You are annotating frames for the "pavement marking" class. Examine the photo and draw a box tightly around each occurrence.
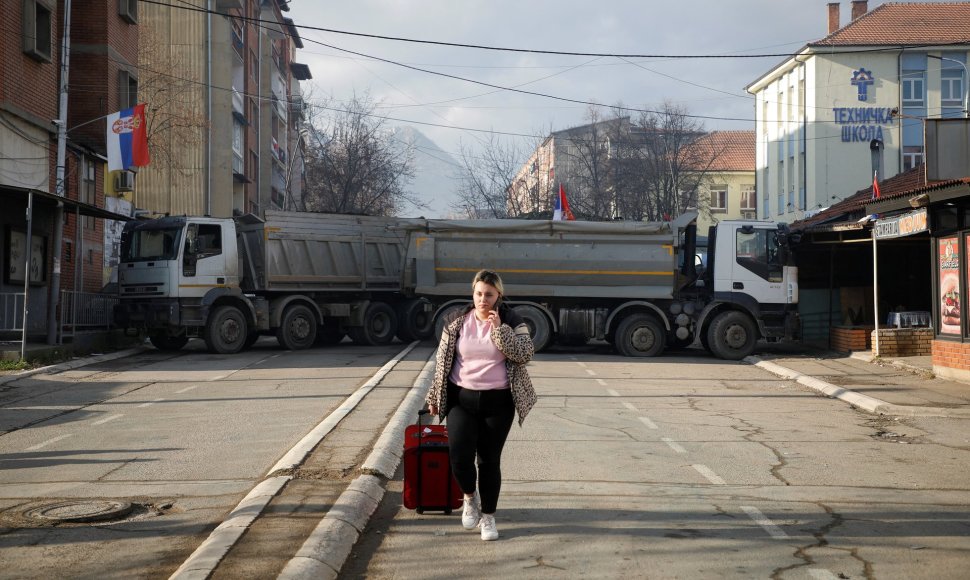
[606,388,620,397]
[741,505,790,540]
[692,464,726,485]
[622,401,638,411]
[25,434,73,451]
[208,375,227,382]
[575,361,587,367]
[662,437,686,453]
[808,570,840,580]
[92,414,125,426]
[585,368,596,376]
[137,398,165,408]
[639,416,659,429]
[596,379,608,386]
[174,385,197,394]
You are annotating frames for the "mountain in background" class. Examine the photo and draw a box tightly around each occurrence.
[392,126,463,218]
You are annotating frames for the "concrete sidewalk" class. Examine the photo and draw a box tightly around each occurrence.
[748,349,970,418]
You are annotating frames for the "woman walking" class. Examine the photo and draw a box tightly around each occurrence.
[427,270,536,541]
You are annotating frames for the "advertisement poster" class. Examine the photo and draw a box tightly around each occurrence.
[103,197,132,286]
[939,237,961,334]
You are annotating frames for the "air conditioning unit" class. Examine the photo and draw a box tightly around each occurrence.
[740,211,757,220]
[114,171,134,192]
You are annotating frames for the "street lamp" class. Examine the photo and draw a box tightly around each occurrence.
[927,54,969,118]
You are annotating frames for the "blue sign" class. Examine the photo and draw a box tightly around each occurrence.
[851,68,875,101]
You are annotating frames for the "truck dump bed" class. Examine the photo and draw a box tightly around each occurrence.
[399,214,694,300]
[238,211,407,293]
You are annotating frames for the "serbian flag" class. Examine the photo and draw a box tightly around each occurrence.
[553,183,575,221]
[871,170,881,200]
[107,103,149,172]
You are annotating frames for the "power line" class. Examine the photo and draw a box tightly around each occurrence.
[139,0,969,60]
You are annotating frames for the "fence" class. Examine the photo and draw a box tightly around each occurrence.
[60,290,117,338]
[1,293,25,332]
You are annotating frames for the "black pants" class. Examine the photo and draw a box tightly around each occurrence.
[446,382,515,514]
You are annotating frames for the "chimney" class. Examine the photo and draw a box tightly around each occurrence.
[851,0,868,21]
[828,3,840,34]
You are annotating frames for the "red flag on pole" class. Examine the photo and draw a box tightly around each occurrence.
[872,170,881,200]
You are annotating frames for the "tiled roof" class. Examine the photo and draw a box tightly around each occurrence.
[791,165,936,231]
[812,2,970,46]
[690,130,755,172]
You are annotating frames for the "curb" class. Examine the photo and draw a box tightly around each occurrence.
[278,356,436,580]
[0,346,147,386]
[747,356,970,419]
[848,351,936,378]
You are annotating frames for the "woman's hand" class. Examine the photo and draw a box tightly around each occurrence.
[428,404,439,416]
[487,309,502,327]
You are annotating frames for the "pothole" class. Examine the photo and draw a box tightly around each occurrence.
[24,500,133,523]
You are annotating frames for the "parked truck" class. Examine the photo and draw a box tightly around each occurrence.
[396,211,800,360]
[114,210,433,354]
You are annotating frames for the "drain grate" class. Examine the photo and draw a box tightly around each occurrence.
[24,500,133,523]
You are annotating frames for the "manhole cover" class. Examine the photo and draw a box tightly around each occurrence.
[24,500,133,523]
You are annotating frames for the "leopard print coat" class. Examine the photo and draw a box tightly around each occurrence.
[426,303,537,426]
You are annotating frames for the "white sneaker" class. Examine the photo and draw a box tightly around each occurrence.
[461,492,481,530]
[479,513,498,541]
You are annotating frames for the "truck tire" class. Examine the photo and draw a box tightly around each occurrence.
[315,319,345,345]
[433,304,467,343]
[276,304,317,350]
[707,311,758,360]
[349,302,398,346]
[615,313,666,357]
[204,305,248,354]
[396,299,434,342]
[514,305,551,352]
[149,331,189,351]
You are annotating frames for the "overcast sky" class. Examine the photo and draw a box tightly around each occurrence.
[284,0,932,157]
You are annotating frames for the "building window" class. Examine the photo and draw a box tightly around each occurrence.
[118,0,137,23]
[82,157,96,230]
[902,73,925,106]
[903,146,923,171]
[740,185,756,211]
[942,74,964,107]
[709,185,727,213]
[118,70,138,109]
[232,120,244,175]
[22,0,53,62]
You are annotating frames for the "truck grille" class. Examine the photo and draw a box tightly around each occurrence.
[121,284,165,296]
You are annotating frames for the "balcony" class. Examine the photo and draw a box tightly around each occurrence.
[271,138,287,165]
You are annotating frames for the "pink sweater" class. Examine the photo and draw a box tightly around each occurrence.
[448,312,509,390]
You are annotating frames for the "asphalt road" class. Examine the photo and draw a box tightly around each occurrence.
[343,346,970,580]
[1,341,968,579]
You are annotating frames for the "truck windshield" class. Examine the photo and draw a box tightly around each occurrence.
[121,227,183,262]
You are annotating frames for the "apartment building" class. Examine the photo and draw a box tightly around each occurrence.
[2,1,137,338]
[137,0,310,218]
[745,1,970,223]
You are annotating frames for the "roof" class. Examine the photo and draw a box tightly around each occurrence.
[812,2,970,46]
[791,165,933,231]
[690,131,755,172]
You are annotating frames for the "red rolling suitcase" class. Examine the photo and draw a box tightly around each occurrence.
[403,409,463,514]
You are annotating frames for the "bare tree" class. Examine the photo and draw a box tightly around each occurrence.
[616,101,713,221]
[302,93,416,216]
[137,28,208,173]
[557,106,623,220]
[452,134,525,219]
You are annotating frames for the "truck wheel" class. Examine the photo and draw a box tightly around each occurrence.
[615,314,666,357]
[315,319,345,345]
[396,299,434,342]
[204,305,248,354]
[433,304,467,343]
[276,304,317,350]
[349,302,398,346]
[707,311,758,360]
[514,305,551,352]
[149,331,189,351]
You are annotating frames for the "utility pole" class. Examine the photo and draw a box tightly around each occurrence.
[47,0,72,345]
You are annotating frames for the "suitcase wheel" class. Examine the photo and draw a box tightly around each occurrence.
[417,508,424,515]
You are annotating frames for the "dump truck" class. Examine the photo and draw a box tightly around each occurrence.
[114,210,433,353]
[397,211,800,360]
